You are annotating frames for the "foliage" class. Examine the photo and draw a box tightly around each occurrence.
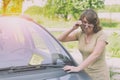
[24,6,43,15]
[107,32,120,58]
[43,0,104,20]
[109,68,120,80]
[2,0,24,15]
[2,0,11,14]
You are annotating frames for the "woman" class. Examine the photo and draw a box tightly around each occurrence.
[58,9,110,80]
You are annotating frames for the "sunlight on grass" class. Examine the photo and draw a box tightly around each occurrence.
[40,18,76,28]
[100,18,120,28]
[24,14,76,28]
[30,15,120,29]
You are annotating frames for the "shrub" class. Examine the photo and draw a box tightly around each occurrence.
[107,32,120,58]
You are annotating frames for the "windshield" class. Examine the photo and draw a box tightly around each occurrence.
[0,16,72,69]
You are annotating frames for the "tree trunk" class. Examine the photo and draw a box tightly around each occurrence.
[2,0,11,15]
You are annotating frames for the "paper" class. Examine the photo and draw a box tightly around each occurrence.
[29,53,44,65]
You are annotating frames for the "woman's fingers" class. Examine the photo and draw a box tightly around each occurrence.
[73,20,82,29]
[63,65,72,73]
[75,20,82,26]
[63,65,81,73]
[63,65,71,71]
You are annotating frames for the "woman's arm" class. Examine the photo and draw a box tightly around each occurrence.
[63,38,107,72]
[58,27,77,42]
[58,21,82,42]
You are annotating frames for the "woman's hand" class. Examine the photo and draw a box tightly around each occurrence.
[63,65,81,73]
[72,20,82,30]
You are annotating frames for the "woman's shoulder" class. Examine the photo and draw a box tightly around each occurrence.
[95,30,108,43]
[93,30,108,40]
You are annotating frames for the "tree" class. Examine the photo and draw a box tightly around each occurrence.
[44,0,104,20]
[2,0,11,14]
[2,0,24,15]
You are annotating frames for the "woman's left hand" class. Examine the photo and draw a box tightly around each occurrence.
[63,65,81,73]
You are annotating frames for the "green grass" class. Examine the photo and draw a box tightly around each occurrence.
[100,18,120,28]
[27,15,120,29]
[41,18,120,29]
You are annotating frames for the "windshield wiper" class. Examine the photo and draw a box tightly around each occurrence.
[41,64,64,68]
[0,65,43,72]
[0,64,64,73]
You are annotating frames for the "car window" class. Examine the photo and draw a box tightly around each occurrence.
[27,23,72,65]
[0,21,33,68]
[28,27,49,53]
[0,26,23,52]
[0,17,72,69]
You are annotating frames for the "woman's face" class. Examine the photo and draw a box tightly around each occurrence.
[81,17,94,34]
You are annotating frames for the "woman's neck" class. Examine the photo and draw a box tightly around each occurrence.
[84,33,94,44]
[85,32,94,37]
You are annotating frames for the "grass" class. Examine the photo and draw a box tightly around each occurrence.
[28,15,120,29]
[100,18,120,28]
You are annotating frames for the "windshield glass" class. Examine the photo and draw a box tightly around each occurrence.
[27,20,72,65]
[0,17,72,69]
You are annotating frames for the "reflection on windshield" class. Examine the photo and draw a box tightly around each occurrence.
[28,23,72,65]
[0,17,72,69]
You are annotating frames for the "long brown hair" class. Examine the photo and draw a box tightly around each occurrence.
[80,9,102,33]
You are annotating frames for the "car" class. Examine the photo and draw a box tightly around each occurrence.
[0,16,91,80]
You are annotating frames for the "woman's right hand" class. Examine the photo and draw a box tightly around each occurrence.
[72,20,82,30]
